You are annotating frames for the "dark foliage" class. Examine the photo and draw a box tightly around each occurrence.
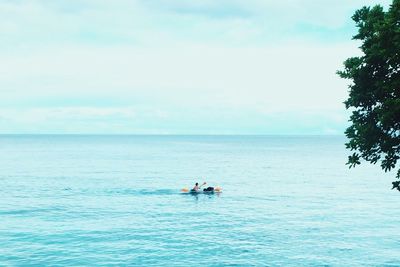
[337,0,400,190]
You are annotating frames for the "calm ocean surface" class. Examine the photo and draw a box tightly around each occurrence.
[0,135,399,266]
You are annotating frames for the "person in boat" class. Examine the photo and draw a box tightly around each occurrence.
[192,182,203,192]
[191,182,215,192]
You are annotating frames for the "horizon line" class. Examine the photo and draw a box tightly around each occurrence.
[0,133,345,137]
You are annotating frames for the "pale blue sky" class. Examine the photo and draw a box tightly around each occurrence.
[0,0,392,134]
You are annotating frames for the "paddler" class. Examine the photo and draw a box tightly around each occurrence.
[192,182,206,192]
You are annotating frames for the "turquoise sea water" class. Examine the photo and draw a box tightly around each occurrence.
[0,135,399,266]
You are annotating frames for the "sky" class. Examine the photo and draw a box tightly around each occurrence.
[0,0,393,134]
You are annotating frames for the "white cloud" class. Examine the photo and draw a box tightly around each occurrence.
[0,0,393,49]
[0,42,357,111]
[0,107,136,123]
[0,0,381,134]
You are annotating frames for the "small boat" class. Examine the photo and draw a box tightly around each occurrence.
[181,187,222,194]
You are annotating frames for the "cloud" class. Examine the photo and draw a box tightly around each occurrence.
[0,40,356,134]
[0,107,135,123]
[0,0,393,49]
[0,106,348,135]
[0,107,141,134]
[0,41,357,109]
[0,0,386,134]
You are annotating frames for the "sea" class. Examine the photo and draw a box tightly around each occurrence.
[0,135,399,266]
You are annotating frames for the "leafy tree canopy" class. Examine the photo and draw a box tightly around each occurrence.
[338,0,400,190]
